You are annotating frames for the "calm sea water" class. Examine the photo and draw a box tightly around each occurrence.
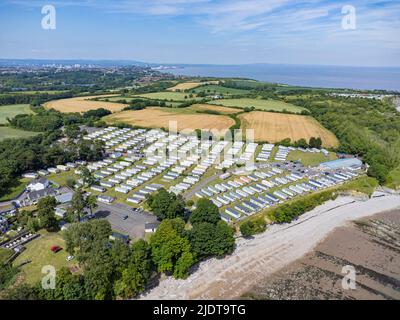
[166,64,400,91]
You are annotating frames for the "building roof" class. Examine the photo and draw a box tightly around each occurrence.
[145,222,160,230]
[55,192,74,204]
[320,158,363,170]
[27,188,56,201]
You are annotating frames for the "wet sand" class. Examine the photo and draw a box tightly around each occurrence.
[244,209,400,300]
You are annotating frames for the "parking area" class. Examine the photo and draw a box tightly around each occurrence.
[94,202,158,239]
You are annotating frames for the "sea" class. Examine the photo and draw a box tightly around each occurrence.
[164,64,400,92]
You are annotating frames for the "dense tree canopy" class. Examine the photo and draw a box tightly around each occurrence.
[190,199,221,225]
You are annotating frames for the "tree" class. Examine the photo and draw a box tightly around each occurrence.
[66,177,76,189]
[68,188,86,222]
[147,188,185,220]
[189,221,235,260]
[113,240,152,298]
[150,218,194,279]
[309,137,322,149]
[240,218,267,237]
[86,194,98,216]
[64,219,112,260]
[37,196,58,231]
[81,167,96,187]
[190,199,220,225]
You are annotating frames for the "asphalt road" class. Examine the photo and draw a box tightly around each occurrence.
[94,201,158,238]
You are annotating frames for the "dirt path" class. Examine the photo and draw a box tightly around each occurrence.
[140,193,400,299]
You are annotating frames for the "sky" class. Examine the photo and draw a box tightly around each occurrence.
[0,0,399,66]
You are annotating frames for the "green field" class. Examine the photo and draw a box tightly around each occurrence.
[0,127,40,141]
[209,98,306,113]
[133,91,203,102]
[189,85,249,95]
[13,230,75,285]
[47,171,77,187]
[0,178,29,202]
[287,151,337,166]
[0,104,33,124]
[97,96,181,107]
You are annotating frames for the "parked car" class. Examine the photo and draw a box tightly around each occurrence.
[51,245,62,253]
[123,215,129,220]
[66,255,74,261]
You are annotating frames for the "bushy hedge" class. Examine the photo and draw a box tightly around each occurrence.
[268,191,337,223]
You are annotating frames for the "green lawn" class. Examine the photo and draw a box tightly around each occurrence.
[0,127,40,141]
[190,85,249,95]
[0,178,29,202]
[339,176,379,197]
[13,230,76,285]
[47,171,77,187]
[133,91,203,102]
[208,98,306,113]
[287,151,337,167]
[0,104,33,124]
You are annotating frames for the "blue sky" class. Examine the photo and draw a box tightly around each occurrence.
[0,0,399,66]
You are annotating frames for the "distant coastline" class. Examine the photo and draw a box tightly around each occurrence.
[165,64,400,91]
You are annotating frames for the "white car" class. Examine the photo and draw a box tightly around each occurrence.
[66,255,74,261]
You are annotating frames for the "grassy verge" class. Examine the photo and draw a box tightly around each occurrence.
[13,230,76,285]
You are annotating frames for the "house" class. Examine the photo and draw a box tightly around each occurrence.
[55,206,67,218]
[27,178,50,192]
[145,222,160,233]
[27,188,56,203]
[97,195,115,204]
[22,172,39,179]
[55,192,74,204]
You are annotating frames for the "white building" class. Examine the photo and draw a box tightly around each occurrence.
[27,178,50,192]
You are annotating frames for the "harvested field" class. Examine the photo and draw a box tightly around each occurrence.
[44,95,127,113]
[104,107,234,135]
[167,81,219,91]
[209,98,306,113]
[189,104,240,115]
[239,111,339,147]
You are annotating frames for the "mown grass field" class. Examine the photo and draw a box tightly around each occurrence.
[104,107,234,135]
[44,95,126,113]
[132,91,203,102]
[209,98,306,113]
[287,150,337,166]
[0,104,33,124]
[239,111,339,147]
[0,127,40,141]
[190,85,249,95]
[13,230,76,285]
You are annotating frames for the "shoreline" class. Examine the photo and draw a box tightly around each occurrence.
[140,192,400,299]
